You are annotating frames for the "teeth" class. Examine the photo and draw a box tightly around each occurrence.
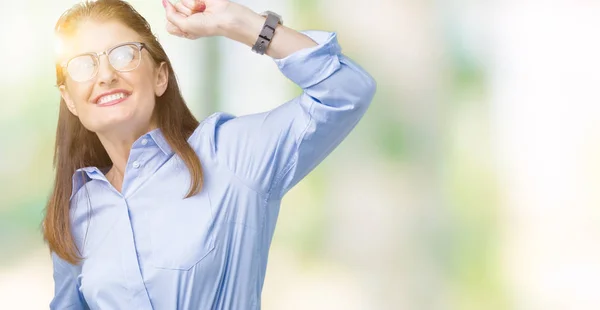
[98,92,127,105]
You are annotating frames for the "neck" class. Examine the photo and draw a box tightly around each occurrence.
[96,123,157,189]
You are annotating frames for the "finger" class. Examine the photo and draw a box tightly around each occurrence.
[162,0,189,30]
[180,0,206,12]
[174,1,193,16]
[166,21,188,38]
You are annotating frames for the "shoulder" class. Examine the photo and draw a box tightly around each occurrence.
[188,111,269,156]
[194,111,268,135]
[189,112,235,142]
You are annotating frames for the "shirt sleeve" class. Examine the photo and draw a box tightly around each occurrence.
[213,30,376,199]
[50,252,89,310]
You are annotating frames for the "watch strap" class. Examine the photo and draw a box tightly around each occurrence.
[251,12,281,55]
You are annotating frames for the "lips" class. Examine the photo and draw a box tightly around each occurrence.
[93,89,131,106]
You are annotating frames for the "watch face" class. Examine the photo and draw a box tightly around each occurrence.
[260,10,283,25]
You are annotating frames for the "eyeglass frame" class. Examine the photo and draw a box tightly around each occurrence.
[60,42,147,83]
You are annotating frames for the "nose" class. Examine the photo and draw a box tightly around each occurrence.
[96,54,118,86]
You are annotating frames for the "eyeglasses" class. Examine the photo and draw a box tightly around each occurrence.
[61,42,146,83]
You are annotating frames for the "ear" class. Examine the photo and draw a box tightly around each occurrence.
[59,85,78,116]
[154,62,169,97]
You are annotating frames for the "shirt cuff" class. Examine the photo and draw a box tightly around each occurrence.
[273,31,342,89]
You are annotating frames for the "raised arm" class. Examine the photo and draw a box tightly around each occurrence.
[163,1,376,198]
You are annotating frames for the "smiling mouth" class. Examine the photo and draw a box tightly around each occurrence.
[97,92,130,106]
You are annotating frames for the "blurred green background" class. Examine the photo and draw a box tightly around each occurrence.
[1,1,600,309]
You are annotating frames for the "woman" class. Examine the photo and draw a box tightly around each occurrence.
[43,0,375,308]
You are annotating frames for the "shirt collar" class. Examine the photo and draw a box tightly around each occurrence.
[69,128,173,201]
[70,167,105,201]
[147,128,173,156]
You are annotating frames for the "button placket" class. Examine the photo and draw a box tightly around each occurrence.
[122,147,147,196]
[130,136,151,170]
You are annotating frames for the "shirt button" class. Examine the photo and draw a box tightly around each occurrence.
[141,138,148,146]
[132,161,141,169]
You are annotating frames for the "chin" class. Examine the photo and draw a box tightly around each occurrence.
[80,101,154,134]
[84,114,139,134]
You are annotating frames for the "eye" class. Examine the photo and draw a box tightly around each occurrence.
[109,44,139,70]
[67,55,97,82]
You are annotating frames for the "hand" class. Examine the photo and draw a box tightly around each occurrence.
[162,0,317,59]
[161,0,233,39]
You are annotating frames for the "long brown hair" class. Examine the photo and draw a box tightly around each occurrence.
[43,0,204,264]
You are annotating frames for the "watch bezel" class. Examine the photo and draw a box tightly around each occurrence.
[260,10,283,25]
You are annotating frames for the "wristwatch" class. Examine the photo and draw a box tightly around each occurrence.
[251,11,283,55]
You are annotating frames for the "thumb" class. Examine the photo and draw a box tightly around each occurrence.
[180,0,206,13]
[162,0,189,31]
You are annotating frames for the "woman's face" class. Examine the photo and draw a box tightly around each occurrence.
[58,20,168,134]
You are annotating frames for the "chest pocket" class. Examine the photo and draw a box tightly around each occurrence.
[148,188,216,271]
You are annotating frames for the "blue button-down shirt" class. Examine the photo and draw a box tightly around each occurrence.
[50,31,376,310]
